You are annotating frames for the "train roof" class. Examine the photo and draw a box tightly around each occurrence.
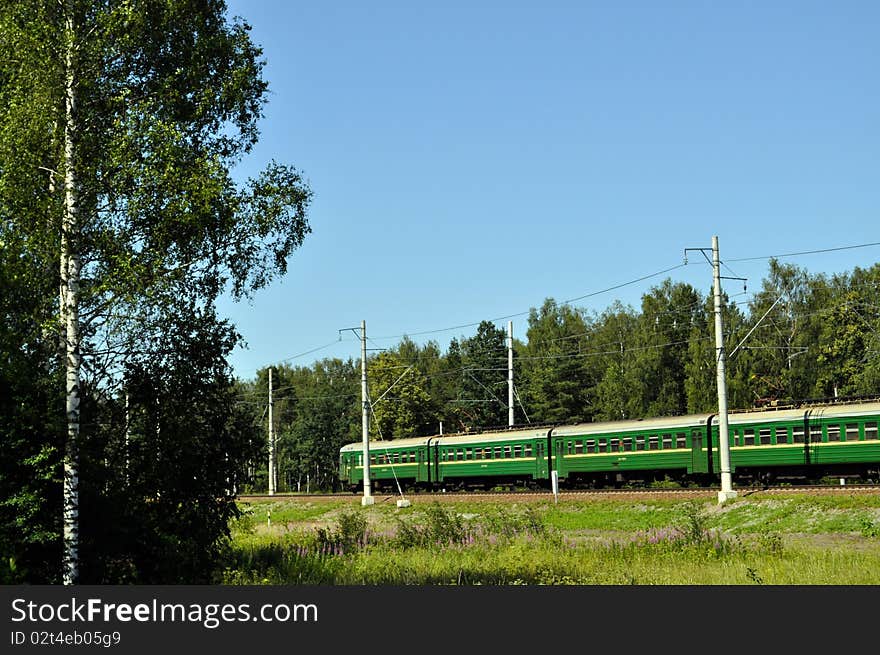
[339,435,434,453]
[724,401,880,425]
[554,413,708,437]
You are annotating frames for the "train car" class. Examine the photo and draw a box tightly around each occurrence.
[339,436,434,490]
[724,401,880,482]
[338,399,880,491]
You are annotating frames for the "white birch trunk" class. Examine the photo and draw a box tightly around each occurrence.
[62,2,80,586]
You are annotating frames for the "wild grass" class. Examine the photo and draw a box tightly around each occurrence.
[221,495,880,585]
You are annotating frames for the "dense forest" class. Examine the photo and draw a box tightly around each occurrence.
[236,260,880,494]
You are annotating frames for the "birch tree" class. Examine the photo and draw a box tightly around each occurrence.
[0,0,311,583]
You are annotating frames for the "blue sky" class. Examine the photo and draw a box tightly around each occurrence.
[218,0,879,380]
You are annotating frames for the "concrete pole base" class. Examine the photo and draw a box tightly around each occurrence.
[717,489,738,504]
[396,499,411,508]
[361,495,375,506]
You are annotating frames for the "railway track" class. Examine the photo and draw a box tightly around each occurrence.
[237,483,880,503]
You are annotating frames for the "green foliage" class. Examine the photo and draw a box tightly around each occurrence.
[393,503,471,549]
[0,0,311,582]
[316,509,369,552]
[859,517,879,538]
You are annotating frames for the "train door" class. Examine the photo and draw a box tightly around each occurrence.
[690,429,706,474]
[535,441,548,480]
[807,416,822,466]
[417,449,427,484]
[555,440,566,480]
[347,454,356,484]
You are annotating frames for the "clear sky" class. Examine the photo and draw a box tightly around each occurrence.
[218,0,879,381]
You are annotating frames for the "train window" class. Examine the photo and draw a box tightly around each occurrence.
[810,425,823,443]
[575,442,583,454]
[827,425,841,442]
[504,446,512,459]
[586,440,596,453]
[610,438,620,452]
[567,441,574,455]
[636,437,645,451]
[464,448,472,460]
[775,428,788,445]
[743,429,755,446]
[866,422,878,440]
[676,433,687,449]
[844,424,859,442]
[622,438,633,452]
[525,444,533,457]
[475,449,483,460]
[793,426,805,443]
[759,429,771,445]
[662,434,672,449]
[454,449,461,460]
[494,447,503,459]
[649,436,659,451]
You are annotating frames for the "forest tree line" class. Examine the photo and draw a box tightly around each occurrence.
[238,260,880,494]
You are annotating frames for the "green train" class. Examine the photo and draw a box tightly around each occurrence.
[339,400,880,490]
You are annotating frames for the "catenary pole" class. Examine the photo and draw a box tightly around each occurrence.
[712,236,737,503]
[361,320,374,506]
[268,367,275,495]
[508,321,514,427]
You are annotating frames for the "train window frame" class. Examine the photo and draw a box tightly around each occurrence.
[636,436,645,451]
[793,426,805,443]
[742,429,755,446]
[574,441,583,454]
[826,425,841,442]
[866,422,878,440]
[759,428,771,445]
[775,428,788,445]
[844,424,859,442]
[475,448,483,460]
[494,446,503,459]
[810,425,823,443]
[504,446,512,459]
[513,445,522,458]
[586,440,596,454]
[598,439,608,453]
[676,433,687,449]
[648,436,659,451]
[610,438,620,452]
[525,444,533,457]
[466,448,473,460]
[622,438,633,452]
[661,434,672,450]
[567,441,574,455]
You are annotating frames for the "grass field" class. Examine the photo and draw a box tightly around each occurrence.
[220,492,880,585]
